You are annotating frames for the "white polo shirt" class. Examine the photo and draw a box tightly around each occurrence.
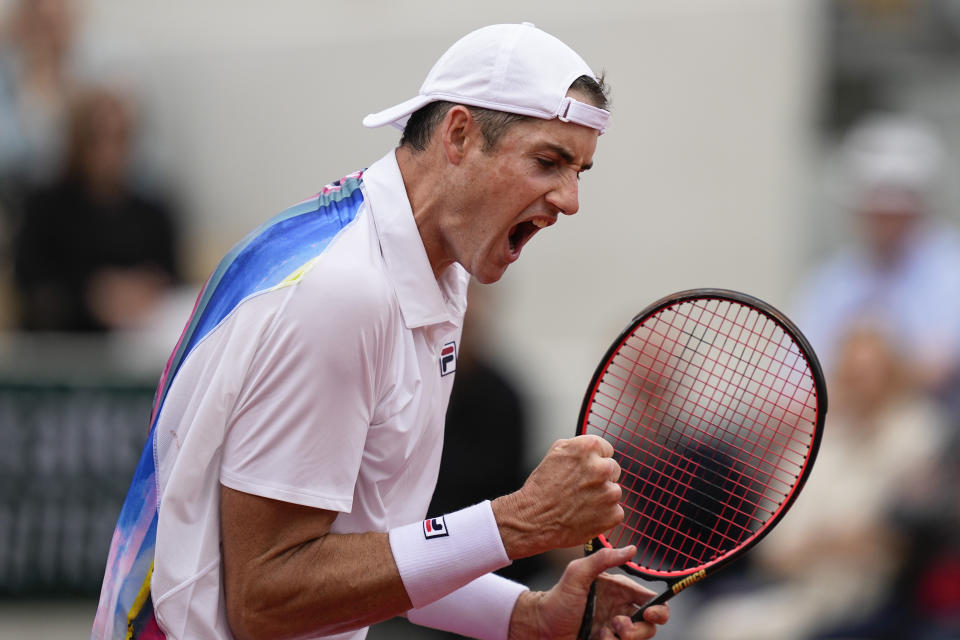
[149,150,470,639]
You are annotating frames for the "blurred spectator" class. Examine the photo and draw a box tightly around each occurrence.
[0,0,77,188]
[683,323,950,640]
[886,408,960,639]
[792,112,960,398]
[0,0,79,330]
[12,86,181,332]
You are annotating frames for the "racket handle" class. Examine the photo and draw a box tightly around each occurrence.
[629,589,674,624]
[577,538,601,640]
[577,579,596,640]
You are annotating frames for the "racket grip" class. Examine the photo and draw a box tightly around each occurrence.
[577,538,602,640]
[577,579,596,640]
[629,589,673,624]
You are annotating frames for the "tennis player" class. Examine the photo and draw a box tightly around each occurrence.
[93,23,669,640]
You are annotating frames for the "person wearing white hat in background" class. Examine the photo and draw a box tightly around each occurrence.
[677,112,960,640]
[92,22,670,640]
[791,112,960,396]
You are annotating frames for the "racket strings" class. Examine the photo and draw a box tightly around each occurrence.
[663,301,816,482]
[630,302,812,554]
[608,421,771,531]
[614,453,763,568]
[586,299,819,573]
[598,331,814,472]
[615,303,815,469]
[595,337,810,502]
[613,452,760,554]
[596,365,806,498]
[633,304,814,447]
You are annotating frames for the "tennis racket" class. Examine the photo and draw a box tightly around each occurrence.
[576,289,826,638]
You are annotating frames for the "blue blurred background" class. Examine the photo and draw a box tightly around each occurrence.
[1,1,959,638]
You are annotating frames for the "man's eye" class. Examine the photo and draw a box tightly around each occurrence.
[536,158,556,169]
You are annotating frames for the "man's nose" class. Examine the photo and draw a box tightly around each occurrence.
[548,172,579,216]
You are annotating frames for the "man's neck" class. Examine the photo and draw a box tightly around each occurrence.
[395,146,454,280]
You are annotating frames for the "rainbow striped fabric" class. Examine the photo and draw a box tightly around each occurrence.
[92,172,365,639]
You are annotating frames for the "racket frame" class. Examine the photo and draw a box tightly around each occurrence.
[576,288,828,612]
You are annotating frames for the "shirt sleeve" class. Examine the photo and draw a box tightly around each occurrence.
[219,264,393,513]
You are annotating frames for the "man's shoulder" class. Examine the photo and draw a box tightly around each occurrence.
[221,174,368,283]
[183,174,373,349]
[290,229,395,323]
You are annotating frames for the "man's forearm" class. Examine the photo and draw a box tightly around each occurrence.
[225,529,412,639]
[222,489,514,640]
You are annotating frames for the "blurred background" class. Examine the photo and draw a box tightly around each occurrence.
[1,0,959,638]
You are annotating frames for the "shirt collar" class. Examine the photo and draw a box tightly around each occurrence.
[362,149,468,329]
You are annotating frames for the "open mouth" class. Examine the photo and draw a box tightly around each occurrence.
[508,220,548,255]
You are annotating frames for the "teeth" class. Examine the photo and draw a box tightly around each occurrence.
[532,219,548,228]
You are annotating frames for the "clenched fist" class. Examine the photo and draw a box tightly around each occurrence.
[492,435,624,559]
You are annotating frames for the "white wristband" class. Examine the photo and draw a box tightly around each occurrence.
[389,501,511,608]
[407,573,528,640]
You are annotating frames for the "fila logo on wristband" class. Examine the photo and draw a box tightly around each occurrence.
[423,516,449,539]
[439,342,457,376]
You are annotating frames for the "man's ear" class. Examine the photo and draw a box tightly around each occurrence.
[440,105,476,166]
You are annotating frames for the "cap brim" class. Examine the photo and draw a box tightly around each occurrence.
[363,95,434,130]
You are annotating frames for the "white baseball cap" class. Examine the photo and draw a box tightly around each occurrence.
[844,113,944,194]
[362,22,609,134]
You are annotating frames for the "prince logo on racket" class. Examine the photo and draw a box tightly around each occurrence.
[93,22,671,640]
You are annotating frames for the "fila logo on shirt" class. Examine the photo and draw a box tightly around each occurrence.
[423,516,449,539]
[439,341,457,376]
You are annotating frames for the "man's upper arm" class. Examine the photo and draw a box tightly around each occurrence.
[220,484,338,572]
[220,484,337,635]
[219,483,411,639]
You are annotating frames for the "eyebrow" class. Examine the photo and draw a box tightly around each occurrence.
[544,143,593,172]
